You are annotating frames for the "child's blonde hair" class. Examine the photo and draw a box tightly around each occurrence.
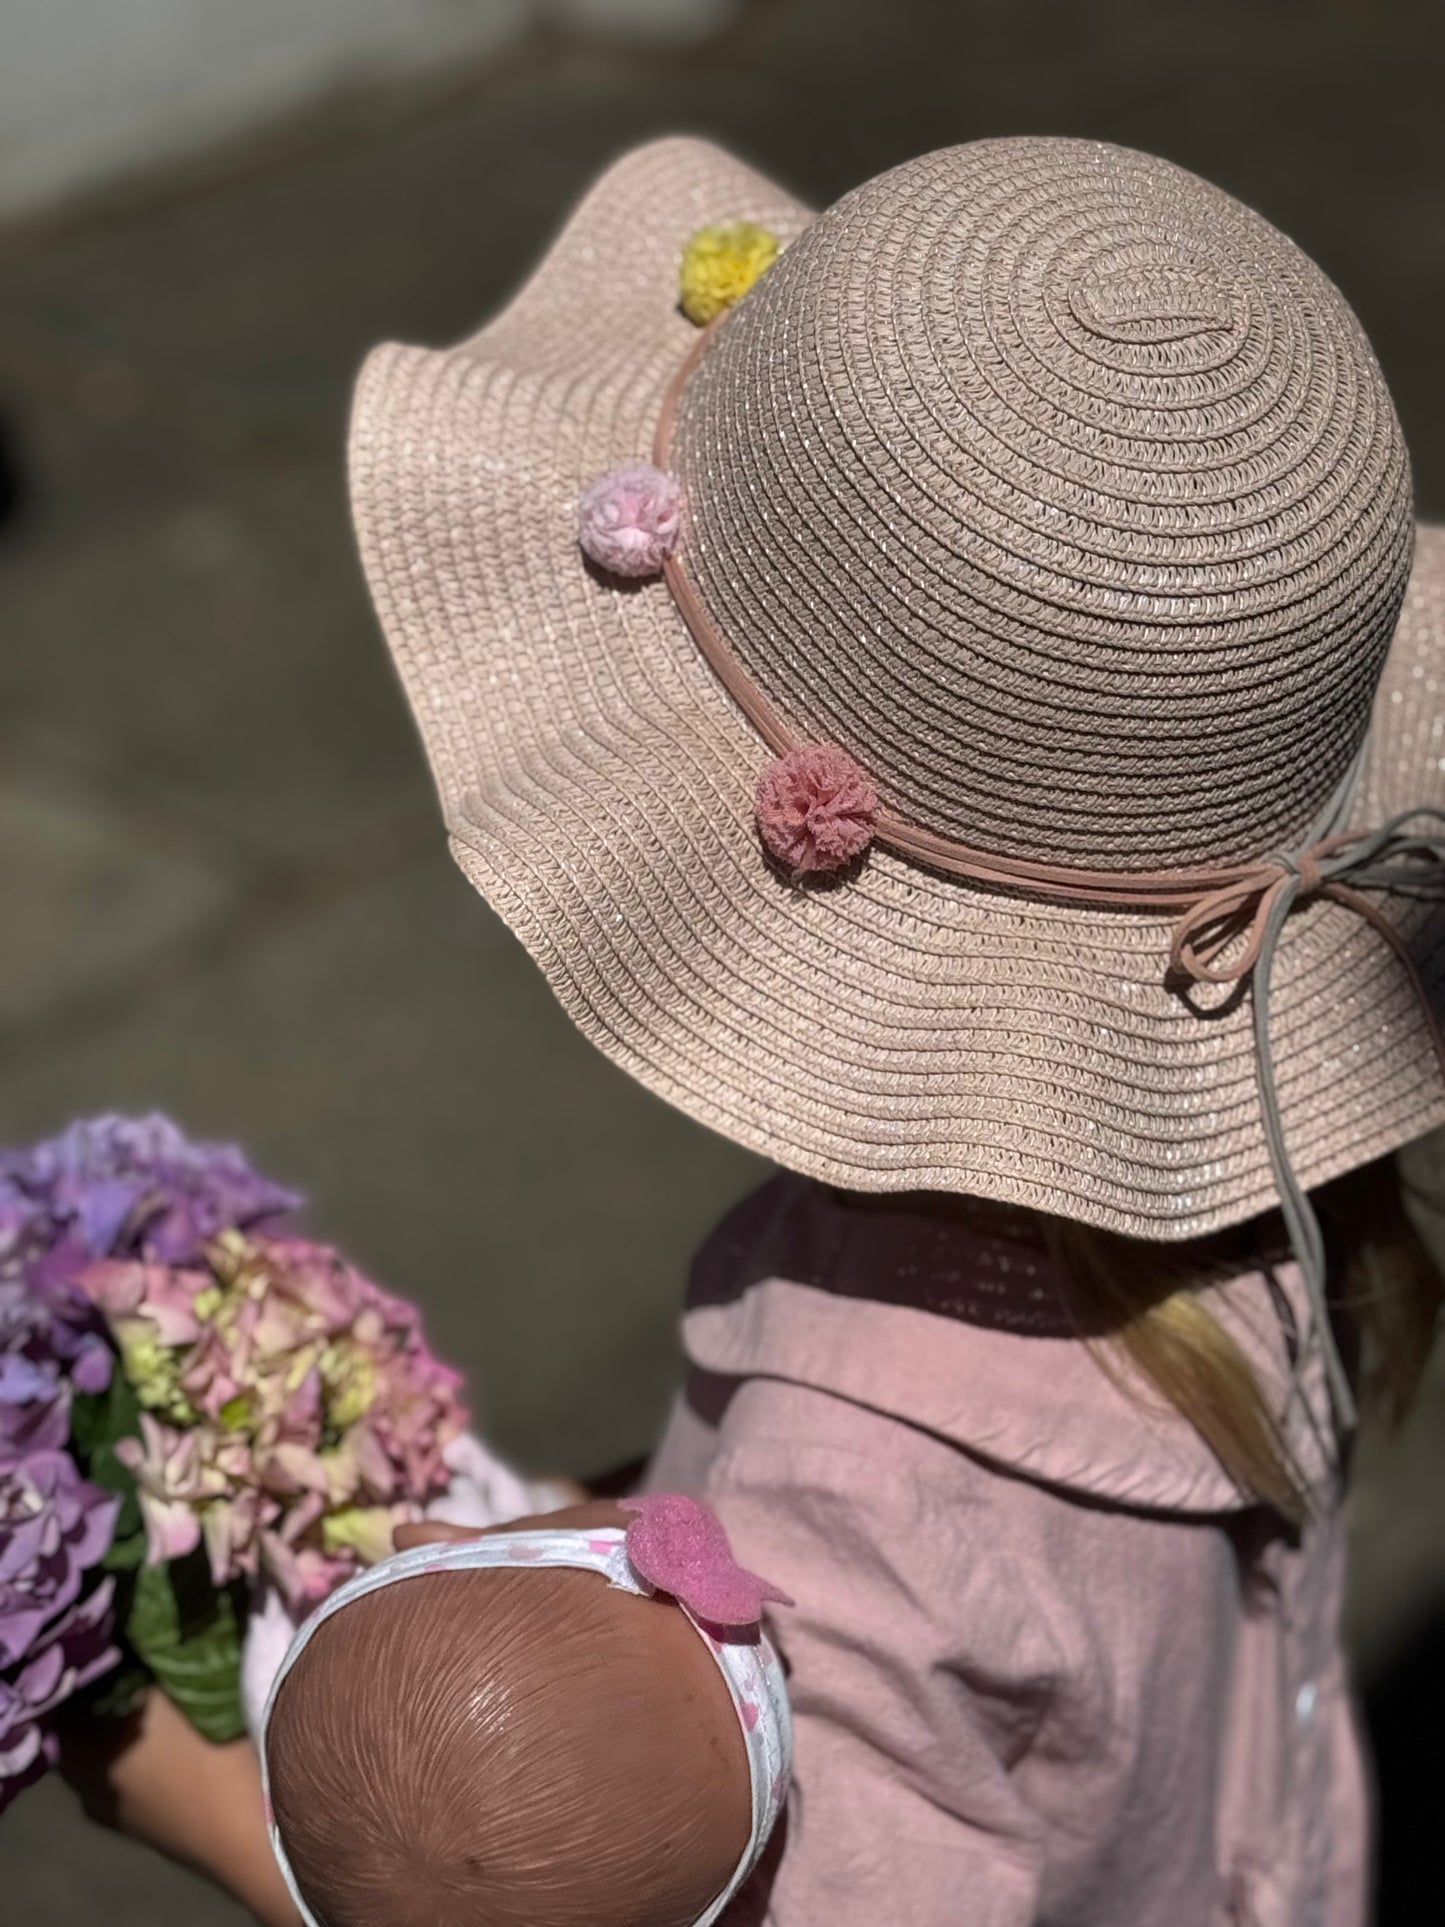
[1042,1157,1443,1524]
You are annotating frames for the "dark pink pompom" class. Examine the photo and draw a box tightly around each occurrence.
[621,1493,793,1628]
[577,463,681,578]
[755,743,879,874]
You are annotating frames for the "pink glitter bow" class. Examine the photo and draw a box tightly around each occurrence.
[621,1494,793,1629]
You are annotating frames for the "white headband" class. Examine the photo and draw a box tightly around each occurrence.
[260,1526,792,1927]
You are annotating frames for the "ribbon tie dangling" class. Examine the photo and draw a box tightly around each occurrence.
[1167,807,1445,1436]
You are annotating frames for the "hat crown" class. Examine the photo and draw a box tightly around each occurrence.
[672,138,1413,870]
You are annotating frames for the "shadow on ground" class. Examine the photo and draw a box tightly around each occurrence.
[1368,1608,1445,1926]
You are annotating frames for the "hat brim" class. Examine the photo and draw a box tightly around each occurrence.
[350,136,1445,1237]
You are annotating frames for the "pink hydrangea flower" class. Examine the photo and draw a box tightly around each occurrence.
[83,1235,468,1612]
[85,1259,204,1349]
[114,1415,215,1567]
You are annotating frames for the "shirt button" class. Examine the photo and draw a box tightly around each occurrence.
[1296,1681,1318,1726]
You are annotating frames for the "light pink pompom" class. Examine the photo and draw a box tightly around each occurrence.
[755,744,879,875]
[577,463,681,578]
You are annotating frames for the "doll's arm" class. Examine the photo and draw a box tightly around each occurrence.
[58,1687,303,1927]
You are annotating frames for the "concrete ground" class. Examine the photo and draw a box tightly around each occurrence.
[1,2,1444,1918]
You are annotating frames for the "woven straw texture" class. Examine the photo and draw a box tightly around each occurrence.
[673,142,1411,867]
[350,136,1445,1236]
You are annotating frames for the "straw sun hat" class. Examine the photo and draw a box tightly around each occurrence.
[350,136,1445,1278]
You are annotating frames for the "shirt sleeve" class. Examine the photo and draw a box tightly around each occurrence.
[703,1383,1052,1927]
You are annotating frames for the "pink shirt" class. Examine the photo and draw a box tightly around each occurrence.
[647,1176,1368,1927]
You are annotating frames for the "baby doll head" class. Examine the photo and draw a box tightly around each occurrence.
[261,1499,791,1927]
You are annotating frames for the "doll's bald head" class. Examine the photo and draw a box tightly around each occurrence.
[264,1562,751,1927]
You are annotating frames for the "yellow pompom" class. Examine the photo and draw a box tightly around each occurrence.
[679,221,781,325]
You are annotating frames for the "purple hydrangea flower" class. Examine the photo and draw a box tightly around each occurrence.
[0,1442,121,1812]
[0,1580,117,1811]
[0,1113,300,1275]
[0,1277,110,1398]
[0,1447,120,1669]
[0,1115,299,1392]
[0,1355,71,1458]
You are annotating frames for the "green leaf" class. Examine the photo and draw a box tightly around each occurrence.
[69,1370,144,1547]
[124,1550,247,1745]
[72,1374,249,1744]
[102,1528,148,1574]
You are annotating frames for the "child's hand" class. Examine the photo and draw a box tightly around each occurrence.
[58,1687,303,1927]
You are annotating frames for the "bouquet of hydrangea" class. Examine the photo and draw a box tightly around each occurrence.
[0,1115,472,1812]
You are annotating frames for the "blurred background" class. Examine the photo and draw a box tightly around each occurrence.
[1,0,1444,1919]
